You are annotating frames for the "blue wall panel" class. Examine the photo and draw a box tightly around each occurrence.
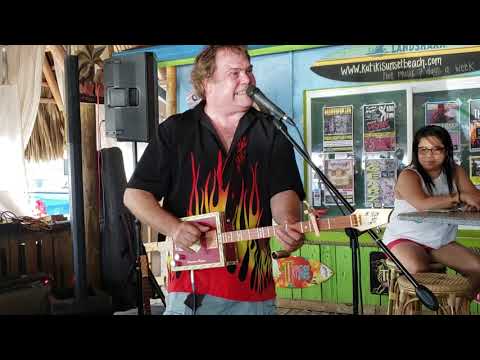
[175,45,480,184]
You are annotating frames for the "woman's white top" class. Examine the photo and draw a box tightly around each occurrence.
[382,166,457,249]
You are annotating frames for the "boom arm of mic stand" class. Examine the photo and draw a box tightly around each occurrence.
[270,115,439,312]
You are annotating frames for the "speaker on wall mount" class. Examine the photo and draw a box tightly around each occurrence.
[104,52,159,143]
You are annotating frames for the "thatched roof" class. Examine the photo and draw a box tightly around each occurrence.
[24,84,65,161]
[25,45,148,162]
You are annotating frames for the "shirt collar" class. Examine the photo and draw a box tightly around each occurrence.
[194,100,257,141]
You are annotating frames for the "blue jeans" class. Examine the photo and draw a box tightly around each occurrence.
[163,292,277,315]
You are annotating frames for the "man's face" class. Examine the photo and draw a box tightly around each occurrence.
[204,48,256,113]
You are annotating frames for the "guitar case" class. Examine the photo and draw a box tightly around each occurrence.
[100,147,137,311]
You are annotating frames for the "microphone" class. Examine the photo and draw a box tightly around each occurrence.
[246,85,292,124]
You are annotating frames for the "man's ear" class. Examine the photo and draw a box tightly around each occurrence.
[202,79,209,97]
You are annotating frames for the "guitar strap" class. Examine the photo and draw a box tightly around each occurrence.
[184,293,205,311]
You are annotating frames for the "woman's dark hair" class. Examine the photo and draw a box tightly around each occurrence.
[411,125,455,195]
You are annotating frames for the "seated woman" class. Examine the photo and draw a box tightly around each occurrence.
[383,125,480,302]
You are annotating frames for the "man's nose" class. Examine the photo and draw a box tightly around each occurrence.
[239,71,252,83]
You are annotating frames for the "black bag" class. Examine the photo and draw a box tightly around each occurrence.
[100,147,137,311]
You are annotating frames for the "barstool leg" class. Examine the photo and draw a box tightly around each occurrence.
[447,294,456,315]
[387,269,398,315]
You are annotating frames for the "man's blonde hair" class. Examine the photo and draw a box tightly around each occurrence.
[190,45,250,99]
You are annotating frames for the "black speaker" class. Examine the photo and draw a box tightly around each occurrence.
[104,52,158,142]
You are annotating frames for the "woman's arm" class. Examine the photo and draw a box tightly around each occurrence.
[396,169,459,211]
[455,165,480,210]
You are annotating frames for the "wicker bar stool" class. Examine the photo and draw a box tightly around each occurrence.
[384,259,445,315]
[395,273,471,315]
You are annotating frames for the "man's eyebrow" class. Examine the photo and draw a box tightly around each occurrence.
[227,65,253,71]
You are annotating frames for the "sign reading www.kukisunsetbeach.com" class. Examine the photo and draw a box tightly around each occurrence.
[311,46,480,82]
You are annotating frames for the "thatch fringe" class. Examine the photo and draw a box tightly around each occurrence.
[24,86,65,162]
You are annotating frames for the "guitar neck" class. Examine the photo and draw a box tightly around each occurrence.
[220,214,359,244]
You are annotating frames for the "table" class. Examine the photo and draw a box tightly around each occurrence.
[398,210,480,226]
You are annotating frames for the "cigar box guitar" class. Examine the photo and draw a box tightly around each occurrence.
[167,208,392,272]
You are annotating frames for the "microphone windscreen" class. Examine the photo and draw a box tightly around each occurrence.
[246,85,258,97]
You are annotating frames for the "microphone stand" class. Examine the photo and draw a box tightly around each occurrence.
[131,141,166,314]
[268,112,439,315]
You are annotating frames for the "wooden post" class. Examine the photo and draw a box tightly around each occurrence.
[80,103,101,288]
[166,66,177,116]
[46,45,66,73]
[105,45,114,59]
[42,54,64,113]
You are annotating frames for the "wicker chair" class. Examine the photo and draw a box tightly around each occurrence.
[384,258,446,315]
[395,273,471,315]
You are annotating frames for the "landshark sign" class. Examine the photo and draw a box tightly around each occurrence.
[311,46,480,82]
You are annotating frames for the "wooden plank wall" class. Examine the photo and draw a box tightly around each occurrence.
[0,224,73,289]
[272,236,480,315]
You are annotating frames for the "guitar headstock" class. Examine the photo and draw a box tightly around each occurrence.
[350,209,392,232]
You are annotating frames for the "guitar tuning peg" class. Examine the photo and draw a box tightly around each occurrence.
[303,200,314,210]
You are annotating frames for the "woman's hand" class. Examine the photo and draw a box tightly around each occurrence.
[459,192,480,211]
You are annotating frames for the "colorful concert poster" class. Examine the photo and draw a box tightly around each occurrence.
[470,99,480,152]
[469,156,480,190]
[363,103,396,152]
[425,101,460,151]
[365,158,396,208]
[323,105,354,152]
[323,158,355,206]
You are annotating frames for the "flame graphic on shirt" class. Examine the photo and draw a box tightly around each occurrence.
[188,151,229,216]
[187,149,273,293]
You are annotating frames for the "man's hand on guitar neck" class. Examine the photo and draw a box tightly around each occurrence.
[271,190,304,253]
[275,222,304,253]
[172,221,211,253]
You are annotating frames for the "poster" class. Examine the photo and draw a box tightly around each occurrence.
[311,152,324,207]
[323,105,354,152]
[312,189,322,207]
[323,158,355,206]
[365,158,396,208]
[363,103,396,152]
[425,101,460,151]
[469,156,480,190]
[470,99,480,152]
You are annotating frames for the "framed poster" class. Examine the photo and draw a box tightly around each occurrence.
[363,102,396,152]
[306,84,409,215]
[365,157,396,208]
[323,105,354,152]
[469,99,480,152]
[323,158,355,206]
[311,152,324,207]
[425,101,460,151]
[469,156,480,190]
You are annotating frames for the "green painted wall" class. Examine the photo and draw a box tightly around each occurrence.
[272,230,480,315]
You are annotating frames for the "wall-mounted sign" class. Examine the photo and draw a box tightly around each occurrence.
[311,46,480,82]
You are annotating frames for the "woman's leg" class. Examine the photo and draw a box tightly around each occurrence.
[430,242,480,298]
[389,240,432,274]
